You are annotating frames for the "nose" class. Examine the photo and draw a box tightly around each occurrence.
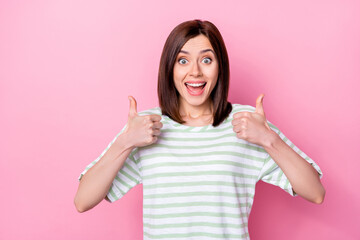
[190,61,202,77]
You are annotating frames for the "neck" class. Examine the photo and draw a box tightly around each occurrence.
[179,98,213,119]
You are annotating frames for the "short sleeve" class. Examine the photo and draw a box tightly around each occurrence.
[78,124,142,202]
[257,122,323,197]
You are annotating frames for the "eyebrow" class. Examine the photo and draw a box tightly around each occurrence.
[179,49,215,55]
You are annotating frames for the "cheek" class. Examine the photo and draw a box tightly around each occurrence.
[206,67,219,87]
[173,71,185,92]
[173,66,187,80]
[204,64,218,79]
[173,78,182,92]
[172,67,180,84]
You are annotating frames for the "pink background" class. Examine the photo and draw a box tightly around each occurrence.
[1,0,359,239]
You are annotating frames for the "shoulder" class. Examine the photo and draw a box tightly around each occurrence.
[137,107,174,127]
[137,106,162,116]
[230,103,256,115]
[230,103,280,133]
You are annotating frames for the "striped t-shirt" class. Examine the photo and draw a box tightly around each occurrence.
[78,103,323,240]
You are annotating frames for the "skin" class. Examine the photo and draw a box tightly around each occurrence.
[232,94,325,203]
[74,34,325,212]
[74,96,163,212]
[173,34,219,126]
[173,34,325,204]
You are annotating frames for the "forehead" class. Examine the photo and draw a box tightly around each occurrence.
[180,34,214,52]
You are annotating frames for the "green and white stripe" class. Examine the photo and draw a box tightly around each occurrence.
[79,104,323,240]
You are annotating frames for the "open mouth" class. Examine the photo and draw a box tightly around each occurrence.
[184,82,207,96]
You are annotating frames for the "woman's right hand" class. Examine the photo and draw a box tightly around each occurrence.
[123,96,163,148]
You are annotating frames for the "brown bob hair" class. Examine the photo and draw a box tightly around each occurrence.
[158,19,232,127]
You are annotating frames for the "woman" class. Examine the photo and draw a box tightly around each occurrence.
[74,19,325,239]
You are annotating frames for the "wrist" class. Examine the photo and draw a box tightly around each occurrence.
[262,130,281,150]
[115,131,135,153]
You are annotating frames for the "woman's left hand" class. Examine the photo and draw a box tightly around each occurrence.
[231,94,276,147]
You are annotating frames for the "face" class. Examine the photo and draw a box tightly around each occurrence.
[173,34,219,110]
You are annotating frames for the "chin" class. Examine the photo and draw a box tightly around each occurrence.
[184,95,210,106]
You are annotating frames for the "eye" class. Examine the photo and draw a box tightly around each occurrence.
[202,57,212,64]
[178,58,188,65]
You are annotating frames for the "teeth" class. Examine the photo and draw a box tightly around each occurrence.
[186,82,206,87]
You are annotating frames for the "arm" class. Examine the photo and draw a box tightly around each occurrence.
[262,130,325,204]
[74,133,134,213]
[74,96,162,213]
[232,94,325,204]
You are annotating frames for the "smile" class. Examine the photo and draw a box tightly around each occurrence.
[184,81,207,96]
[185,82,206,87]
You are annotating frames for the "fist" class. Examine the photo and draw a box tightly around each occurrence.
[231,94,273,146]
[124,96,163,148]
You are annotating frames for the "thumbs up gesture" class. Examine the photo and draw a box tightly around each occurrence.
[231,94,274,147]
[123,96,163,148]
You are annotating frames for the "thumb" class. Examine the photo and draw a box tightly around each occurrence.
[128,95,138,118]
[255,94,265,116]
